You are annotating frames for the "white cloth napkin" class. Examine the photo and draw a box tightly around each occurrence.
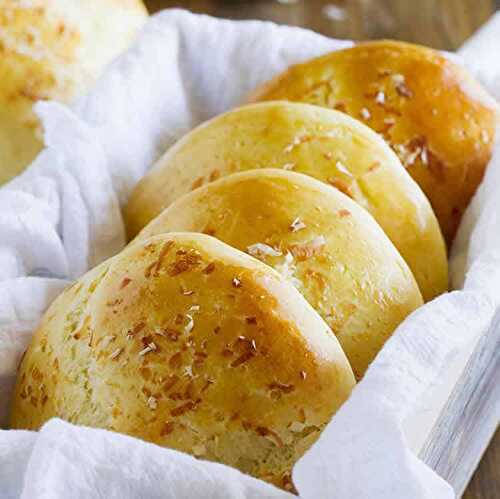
[0,9,499,499]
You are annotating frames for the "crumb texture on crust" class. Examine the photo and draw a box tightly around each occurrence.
[248,40,500,245]
[136,170,424,378]
[0,0,147,184]
[11,232,355,491]
[124,101,447,301]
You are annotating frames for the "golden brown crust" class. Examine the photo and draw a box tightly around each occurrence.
[248,40,500,245]
[11,232,355,490]
[124,101,448,301]
[135,170,424,378]
[0,0,147,184]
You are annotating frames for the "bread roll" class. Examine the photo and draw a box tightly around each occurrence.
[135,170,423,378]
[0,0,147,184]
[11,232,355,491]
[248,41,500,244]
[124,101,447,301]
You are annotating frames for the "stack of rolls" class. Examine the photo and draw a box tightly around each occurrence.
[11,40,499,492]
